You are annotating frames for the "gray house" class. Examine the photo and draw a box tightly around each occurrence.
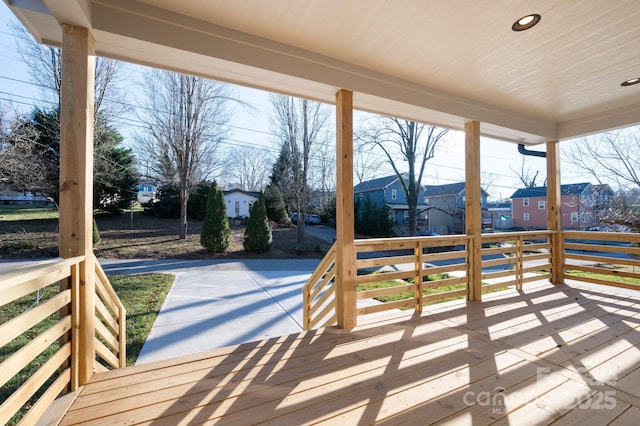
[354,174,428,225]
[424,182,489,234]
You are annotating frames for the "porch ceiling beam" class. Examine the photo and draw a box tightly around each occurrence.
[59,24,95,385]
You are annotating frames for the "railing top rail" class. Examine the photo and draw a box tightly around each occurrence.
[0,255,86,286]
[481,230,555,238]
[93,254,125,312]
[563,230,640,242]
[354,235,471,246]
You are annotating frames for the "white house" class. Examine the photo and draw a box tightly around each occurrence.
[223,189,259,218]
[137,184,157,203]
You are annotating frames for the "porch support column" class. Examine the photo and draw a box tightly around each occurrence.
[465,120,482,301]
[546,140,563,284]
[60,24,96,385]
[335,89,356,329]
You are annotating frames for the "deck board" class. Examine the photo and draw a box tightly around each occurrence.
[60,281,640,425]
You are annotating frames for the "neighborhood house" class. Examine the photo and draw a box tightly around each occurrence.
[423,182,490,234]
[223,188,259,219]
[353,174,427,225]
[510,183,613,229]
[136,183,156,204]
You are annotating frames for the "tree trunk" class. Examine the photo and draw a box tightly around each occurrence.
[297,215,304,243]
[408,190,418,236]
[179,187,188,239]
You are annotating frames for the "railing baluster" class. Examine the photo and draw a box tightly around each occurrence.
[415,240,423,311]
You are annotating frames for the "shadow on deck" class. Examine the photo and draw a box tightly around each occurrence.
[59,281,640,425]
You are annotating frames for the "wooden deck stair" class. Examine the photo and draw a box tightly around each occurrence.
[58,281,640,425]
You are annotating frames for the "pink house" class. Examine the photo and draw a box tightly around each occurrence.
[511,183,613,230]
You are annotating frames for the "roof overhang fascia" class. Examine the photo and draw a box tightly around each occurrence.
[7,0,640,144]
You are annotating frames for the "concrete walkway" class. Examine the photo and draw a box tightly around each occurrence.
[100,259,320,364]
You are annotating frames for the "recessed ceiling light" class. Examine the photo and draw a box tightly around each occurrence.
[512,14,541,31]
[621,78,640,87]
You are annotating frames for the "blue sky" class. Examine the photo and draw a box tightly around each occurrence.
[0,3,590,200]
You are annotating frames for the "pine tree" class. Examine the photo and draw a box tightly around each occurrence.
[263,183,287,223]
[200,181,230,252]
[243,193,272,253]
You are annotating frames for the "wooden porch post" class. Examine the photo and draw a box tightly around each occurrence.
[546,140,563,284]
[60,25,96,385]
[465,121,482,301]
[335,89,356,329]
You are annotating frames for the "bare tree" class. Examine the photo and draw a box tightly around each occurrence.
[0,104,52,194]
[354,144,383,184]
[12,22,127,121]
[357,117,448,236]
[565,128,640,231]
[139,70,233,239]
[270,94,330,242]
[1,105,47,194]
[480,172,499,201]
[310,142,336,207]
[566,129,640,189]
[226,147,270,191]
[511,156,545,189]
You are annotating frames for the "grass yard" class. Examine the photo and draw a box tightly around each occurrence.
[0,205,59,221]
[565,264,640,286]
[0,273,174,424]
[357,274,470,306]
[0,206,331,259]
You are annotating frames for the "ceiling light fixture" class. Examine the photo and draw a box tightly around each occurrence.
[621,78,640,87]
[512,14,541,31]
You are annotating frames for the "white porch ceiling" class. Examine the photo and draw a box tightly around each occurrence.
[6,0,640,145]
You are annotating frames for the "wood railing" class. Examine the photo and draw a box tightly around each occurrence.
[93,254,126,371]
[563,231,640,290]
[481,231,552,291]
[303,243,337,330]
[303,231,560,330]
[354,235,470,316]
[0,256,126,425]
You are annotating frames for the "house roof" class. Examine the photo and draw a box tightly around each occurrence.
[8,1,640,146]
[424,182,489,197]
[424,182,466,197]
[222,188,260,198]
[510,183,591,199]
[354,175,400,192]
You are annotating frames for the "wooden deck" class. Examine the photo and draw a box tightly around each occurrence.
[59,281,640,425]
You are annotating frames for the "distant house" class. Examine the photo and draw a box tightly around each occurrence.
[486,201,513,230]
[0,180,48,206]
[423,182,490,234]
[137,183,157,203]
[510,183,614,229]
[223,189,260,219]
[353,174,427,225]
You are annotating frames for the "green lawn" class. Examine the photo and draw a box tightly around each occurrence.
[0,205,59,221]
[357,274,469,305]
[0,273,174,424]
[565,267,640,286]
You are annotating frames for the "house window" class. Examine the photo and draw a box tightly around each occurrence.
[523,198,529,207]
[424,197,429,204]
[391,189,397,200]
[571,211,579,222]
[235,201,240,216]
[524,213,529,221]
[538,200,545,210]
[404,211,409,220]
[359,193,363,200]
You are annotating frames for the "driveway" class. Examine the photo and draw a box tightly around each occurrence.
[100,258,320,364]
